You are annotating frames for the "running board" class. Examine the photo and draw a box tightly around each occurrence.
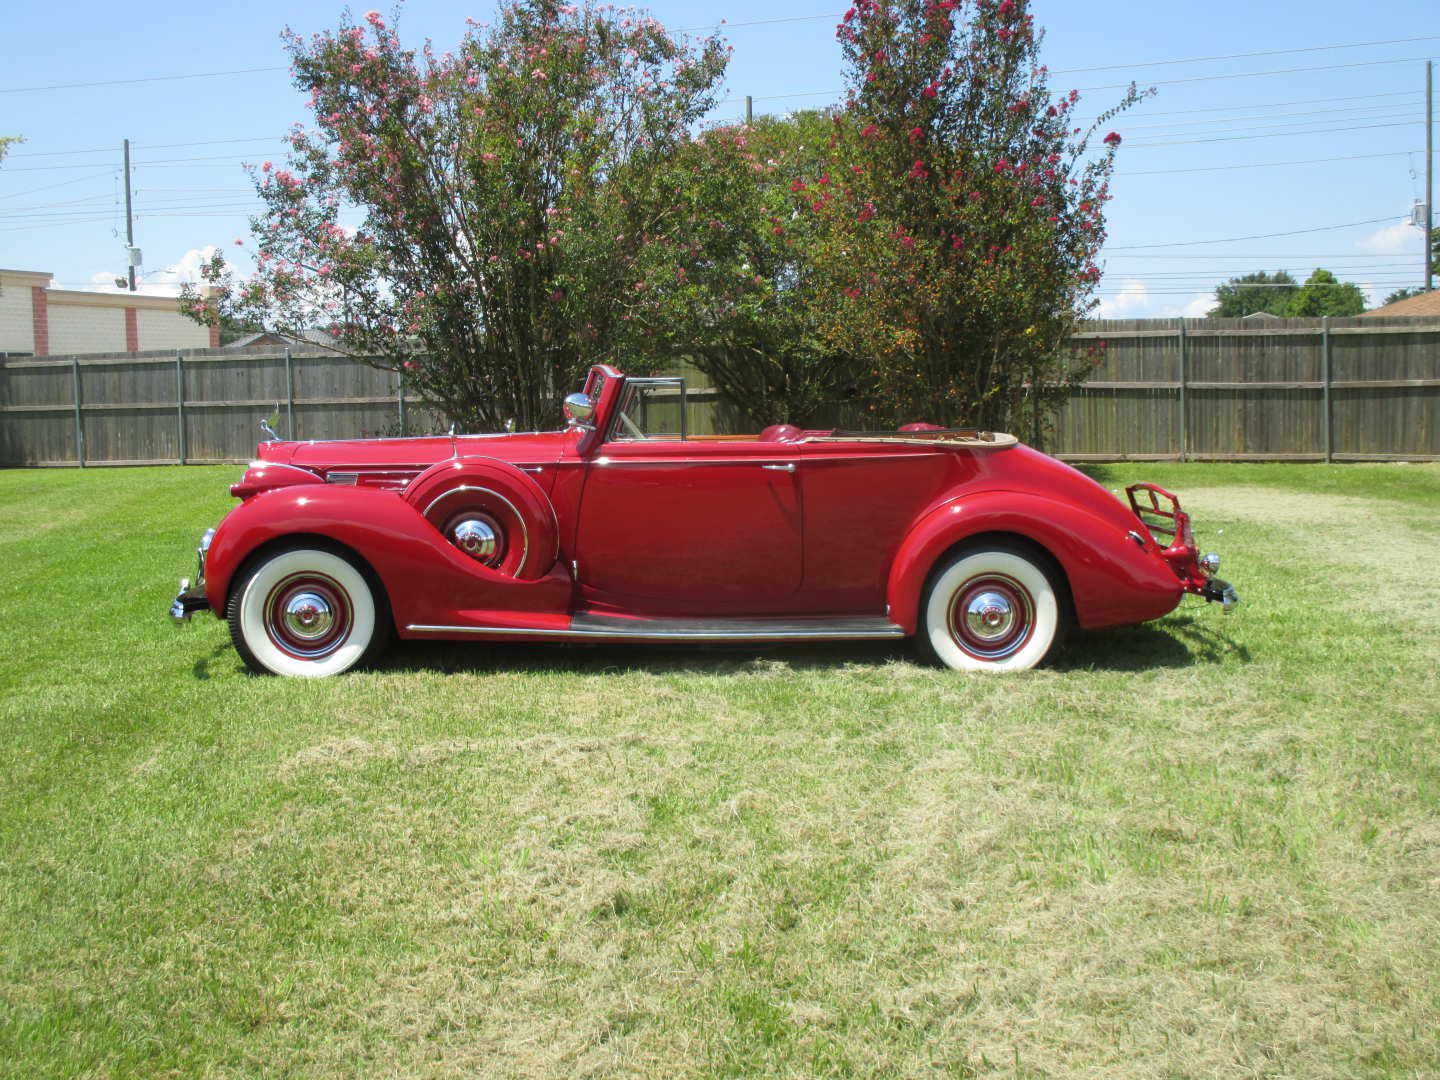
[406,614,906,642]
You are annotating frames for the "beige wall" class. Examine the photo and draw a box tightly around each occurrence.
[47,303,123,356]
[0,280,36,353]
[136,305,210,350]
[0,268,211,356]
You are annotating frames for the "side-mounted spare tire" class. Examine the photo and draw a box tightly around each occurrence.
[403,457,559,581]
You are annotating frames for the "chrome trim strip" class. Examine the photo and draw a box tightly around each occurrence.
[595,458,803,468]
[405,621,906,641]
[422,485,529,572]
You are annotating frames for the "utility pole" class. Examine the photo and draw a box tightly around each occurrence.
[745,95,753,125]
[1426,61,1433,292]
[123,138,136,292]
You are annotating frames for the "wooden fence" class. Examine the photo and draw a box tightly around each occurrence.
[0,346,443,467]
[1051,316,1440,462]
[2,316,1437,466]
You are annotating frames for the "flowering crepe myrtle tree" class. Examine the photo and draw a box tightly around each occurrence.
[803,0,1146,434]
[181,1,726,430]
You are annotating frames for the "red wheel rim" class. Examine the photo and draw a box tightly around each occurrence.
[947,573,1035,661]
[264,572,352,659]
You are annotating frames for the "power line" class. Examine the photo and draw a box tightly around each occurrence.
[1128,119,1419,148]
[1048,33,1440,74]
[748,53,1440,107]
[1108,216,1401,250]
[0,66,287,95]
[1118,151,1421,177]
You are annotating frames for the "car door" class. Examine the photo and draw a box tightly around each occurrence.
[574,379,803,615]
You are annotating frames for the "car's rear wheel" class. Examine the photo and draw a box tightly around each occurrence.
[228,546,387,677]
[917,544,1065,672]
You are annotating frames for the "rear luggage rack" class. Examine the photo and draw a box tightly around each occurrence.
[1125,482,1237,612]
[1125,482,1194,549]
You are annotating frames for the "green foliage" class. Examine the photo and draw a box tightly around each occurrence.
[619,112,865,427]
[1284,268,1365,317]
[1208,270,1298,318]
[0,135,22,165]
[181,1,726,430]
[1380,285,1430,307]
[802,0,1147,433]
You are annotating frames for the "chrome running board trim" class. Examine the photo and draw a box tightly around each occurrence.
[406,614,905,641]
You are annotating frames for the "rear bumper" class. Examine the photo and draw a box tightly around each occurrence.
[168,528,216,623]
[1199,576,1238,611]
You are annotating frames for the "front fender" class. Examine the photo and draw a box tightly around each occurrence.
[886,490,1183,633]
[205,486,571,628]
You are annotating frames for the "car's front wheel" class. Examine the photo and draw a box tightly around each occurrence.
[228,546,387,676]
[917,544,1066,672]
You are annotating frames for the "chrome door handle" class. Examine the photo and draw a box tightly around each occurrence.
[761,463,796,473]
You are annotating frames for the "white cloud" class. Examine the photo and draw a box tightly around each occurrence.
[1180,292,1213,318]
[85,245,219,297]
[1356,222,1422,256]
[1096,278,1213,319]
[1094,278,1153,318]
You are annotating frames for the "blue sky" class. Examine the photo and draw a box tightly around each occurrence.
[2,0,1435,316]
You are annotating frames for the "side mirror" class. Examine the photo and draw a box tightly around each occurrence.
[563,392,594,427]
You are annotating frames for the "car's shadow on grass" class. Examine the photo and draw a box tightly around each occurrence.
[1055,614,1250,672]
[371,614,1248,678]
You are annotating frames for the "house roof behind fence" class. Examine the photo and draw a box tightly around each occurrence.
[1361,289,1440,318]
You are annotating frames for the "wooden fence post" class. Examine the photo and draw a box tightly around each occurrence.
[284,348,296,439]
[398,378,407,436]
[70,356,85,468]
[175,351,187,465]
[1321,316,1332,463]
[1177,322,1188,463]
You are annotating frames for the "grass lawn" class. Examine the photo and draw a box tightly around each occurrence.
[1,461,1437,1079]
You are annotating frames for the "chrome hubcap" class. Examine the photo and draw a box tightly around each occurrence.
[283,592,334,640]
[964,591,1015,641]
[451,517,500,561]
[949,574,1034,661]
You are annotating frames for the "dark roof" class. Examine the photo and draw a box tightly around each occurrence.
[225,329,339,349]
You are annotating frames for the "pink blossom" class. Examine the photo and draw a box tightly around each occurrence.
[261,161,272,172]
[531,68,548,80]
[365,11,385,29]
[1103,131,1122,146]
[233,237,244,245]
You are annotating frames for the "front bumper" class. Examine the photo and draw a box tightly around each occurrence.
[169,528,216,623]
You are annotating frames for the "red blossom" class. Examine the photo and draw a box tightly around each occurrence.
[1103,131,1122,146]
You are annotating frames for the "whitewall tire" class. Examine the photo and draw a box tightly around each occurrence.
[228,547,384,677]
[918,545,1065,672]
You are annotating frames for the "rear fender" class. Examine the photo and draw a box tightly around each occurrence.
[886,490,1183,633]
[205,486,572,628]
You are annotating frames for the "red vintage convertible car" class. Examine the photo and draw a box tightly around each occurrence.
[170,364,1235,676]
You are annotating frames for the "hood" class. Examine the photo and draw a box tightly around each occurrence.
[258,429,579,471]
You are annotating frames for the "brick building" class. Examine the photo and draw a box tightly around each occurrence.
[0,268,215,356]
